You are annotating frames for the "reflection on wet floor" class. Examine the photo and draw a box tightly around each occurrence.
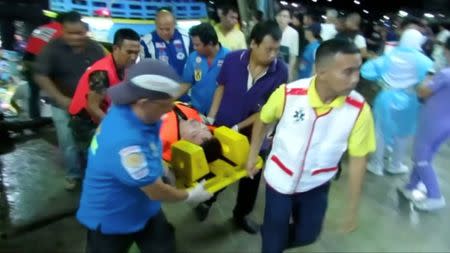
[1,127,450,252]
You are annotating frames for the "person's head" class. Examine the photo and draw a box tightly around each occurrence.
[335,16,346,32]
[249,20,282,66]
[445,37,450,64]
[292,12,303,27]
[275,7,291,29]
[345,13,361,31]
[219,4,239,31]
[303,12,320,27]
[305,23,322,42]
[112,29,141,69]
[60,11,88,48]
[155,8,176,41]
[189,23,219,57]
[107,60,181,124]
[252,10,264,23]
[179,119,212,145]
[315,39,362,97]
[325,9,338,24]
[399,17,423,34]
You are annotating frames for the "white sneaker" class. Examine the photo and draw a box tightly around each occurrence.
[398,186,427,201]
[386,163,409,174]
[413,197,446,211]
[367,162,384,176]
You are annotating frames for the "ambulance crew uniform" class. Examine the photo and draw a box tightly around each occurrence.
[259,77,376,253]
[140,29,191,77]
[69,54,122,152]
[182,46,229,115]
[77,60,212,253]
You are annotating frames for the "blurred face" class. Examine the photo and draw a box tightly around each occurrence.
[221,10,239,30]
[179,119,212,145]
[292,16,302,27]
[276,10,291,28]
[250,35,280,66]
[345,16,361,31]
[191,36,211,56]
[303,16,313,27]
[317,53,362,97]
[62,22,88,48]
[113,39,141,69]
[136,98,174,124]
[156,14,175,41]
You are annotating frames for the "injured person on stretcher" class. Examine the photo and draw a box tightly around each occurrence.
[159,102,263,193]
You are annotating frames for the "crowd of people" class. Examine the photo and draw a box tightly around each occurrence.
[15,3,450,253]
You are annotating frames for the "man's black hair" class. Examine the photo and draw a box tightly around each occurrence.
[59,11,83,25]
[304,11,321,23]
[200,138,223,163]
[249,20,282,45]
[315,39,360,66]
[220,4,239,16]
[253,10,264,22]
[113,28,140,46]
[276,7,291,17]
[189,23,219,46]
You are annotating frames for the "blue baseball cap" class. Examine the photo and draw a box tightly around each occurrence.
[108,59,182,105]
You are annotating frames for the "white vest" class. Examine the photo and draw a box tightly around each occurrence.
[264,78,365,194]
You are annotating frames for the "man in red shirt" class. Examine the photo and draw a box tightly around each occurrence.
[23,15,63,119]
[69,28,140,156]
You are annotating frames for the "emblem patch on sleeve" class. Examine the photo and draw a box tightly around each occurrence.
[119,146,149,180]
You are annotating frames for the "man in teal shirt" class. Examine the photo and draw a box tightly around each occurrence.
[180,23,229,114]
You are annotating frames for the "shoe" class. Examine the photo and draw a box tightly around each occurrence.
[233,216,260,234]
[194,203,211,222]
[413,197,446,211]
[64,178,79,191]
[367,162,384,176]
[398,186,415,201]
[386,163,409,174]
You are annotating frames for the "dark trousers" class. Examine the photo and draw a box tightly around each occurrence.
[261,183,330,253]
[68,112,97,172]
[23,66,41,119]
[86,211,176,253]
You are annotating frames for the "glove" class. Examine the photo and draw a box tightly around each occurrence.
[231,124,239,132]
[206,117,215,125]
[185,180,212,204]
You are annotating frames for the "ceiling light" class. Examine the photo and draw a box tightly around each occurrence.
[280,1,288,6]
[398,10,408,17]
[354,0,360,5]
[424,13,434,18]
[383,15,390,20]
[363,9,369,14]
[291,2,299,7]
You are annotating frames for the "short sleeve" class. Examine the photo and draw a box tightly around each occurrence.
[260,85,286,124]
[348,103,376,157]
[354,35,367,49]
[113,143,163,187]
[182,54,195,85]
[217,54,230,86]
[34,43,54,76]
[89,70,110,94]
[425,69,450,93]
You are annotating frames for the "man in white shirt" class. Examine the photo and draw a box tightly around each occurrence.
[321,9,338,41]
[276,7,299,81]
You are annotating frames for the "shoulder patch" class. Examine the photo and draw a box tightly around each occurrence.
[119,146,149,180]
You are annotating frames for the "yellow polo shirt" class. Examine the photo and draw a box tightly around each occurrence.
[214,24,247,51]
[260,79,376,157]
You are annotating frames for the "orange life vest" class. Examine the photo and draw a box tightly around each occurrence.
[160,103,205,161]
[69,54,121,118]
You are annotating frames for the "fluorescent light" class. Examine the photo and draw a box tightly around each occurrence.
[363,9,369,14]
[280,1,288,5]
[398,10,408,17]
[291,2,299,7]
[321,15,327,20]
[327,0,332,1]
[424,13,434,18]
[312,0,317,2]
[438,13,445,18]
[354,0,360,5]
[383,15,390,20]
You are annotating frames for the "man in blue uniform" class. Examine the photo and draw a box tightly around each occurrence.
[77,59,212,253]
[140,8,191,77]
[180,22,229,114]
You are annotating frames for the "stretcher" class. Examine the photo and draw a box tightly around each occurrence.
[166,126,264,193]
